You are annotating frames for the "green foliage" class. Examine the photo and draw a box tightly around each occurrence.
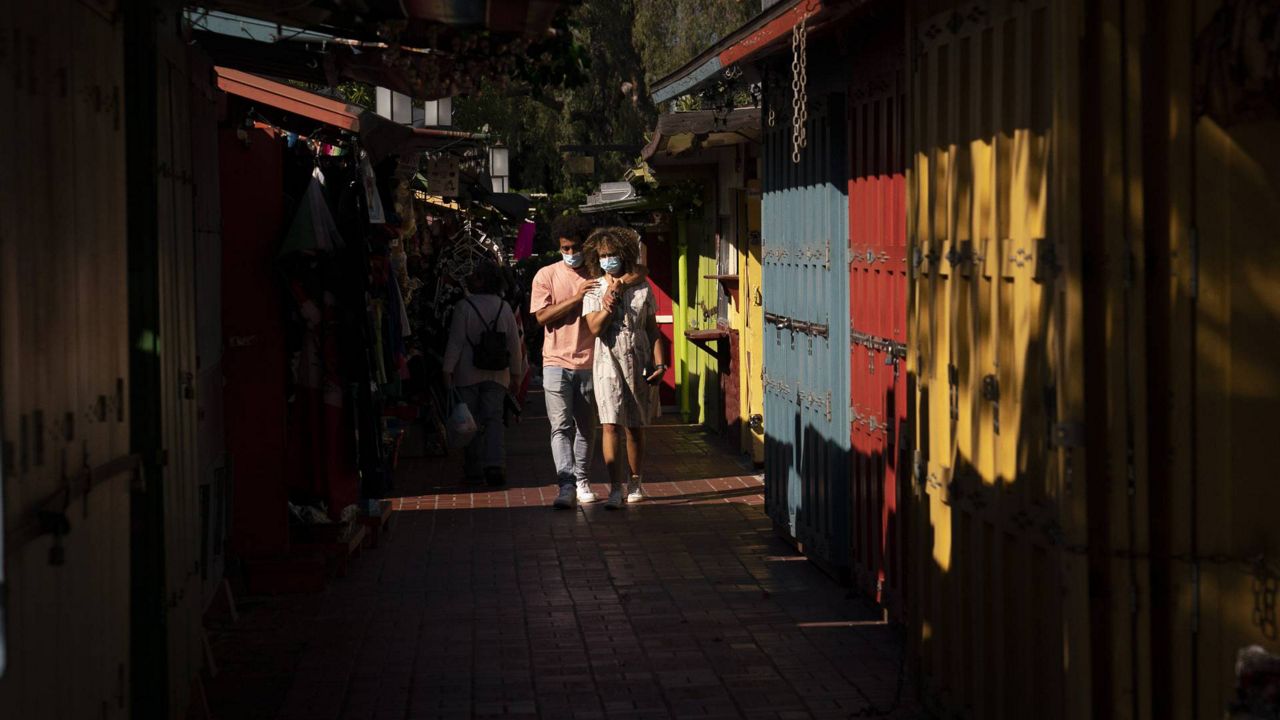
[452,0,758,196]
[336,82,374,109]
[284,80,375,110]
[454,0,658,195]
[633,0,759,82]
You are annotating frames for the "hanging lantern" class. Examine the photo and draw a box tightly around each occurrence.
[489,143,509,193]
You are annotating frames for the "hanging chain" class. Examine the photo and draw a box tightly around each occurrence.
[790,15,809,163]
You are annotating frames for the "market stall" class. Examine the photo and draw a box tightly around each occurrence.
[214,68,529,591]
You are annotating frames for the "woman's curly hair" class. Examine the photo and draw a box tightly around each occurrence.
[583,226,641,279]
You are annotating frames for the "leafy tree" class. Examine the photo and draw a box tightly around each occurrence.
[452,0,759,196]
[633,0,759,82]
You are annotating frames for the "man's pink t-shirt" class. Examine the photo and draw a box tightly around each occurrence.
[530,261,594,370]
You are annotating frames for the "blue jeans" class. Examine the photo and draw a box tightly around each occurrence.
[457,381,506,478]
[542,367,595,491]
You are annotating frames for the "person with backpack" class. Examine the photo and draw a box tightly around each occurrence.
[443,262,525,486]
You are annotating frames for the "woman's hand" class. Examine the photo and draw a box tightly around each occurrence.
[600,276,621,313]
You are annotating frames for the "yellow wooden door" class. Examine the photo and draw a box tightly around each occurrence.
[739,184,765,463]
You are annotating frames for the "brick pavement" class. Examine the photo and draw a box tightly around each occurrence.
[204,387,924,720]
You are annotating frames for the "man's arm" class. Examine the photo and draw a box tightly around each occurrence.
[532,272,595,327]
[534,293,585,327]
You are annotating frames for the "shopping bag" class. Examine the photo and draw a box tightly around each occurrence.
[446,390,478,449]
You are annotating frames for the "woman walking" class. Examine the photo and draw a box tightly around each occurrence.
[581,227,667,509]
[443,262,525,486]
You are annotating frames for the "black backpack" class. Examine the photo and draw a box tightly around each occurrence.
[463,297,510,371]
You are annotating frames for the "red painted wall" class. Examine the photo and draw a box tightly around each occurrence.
[220,124,290,557]
[643,231,677,406]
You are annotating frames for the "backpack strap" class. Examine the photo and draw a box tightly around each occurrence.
[464,296,502,330]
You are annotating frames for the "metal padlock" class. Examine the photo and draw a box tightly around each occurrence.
[39,510,71,566]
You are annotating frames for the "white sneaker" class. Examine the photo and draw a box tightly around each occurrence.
[553,485,577,510]
[576,480,598,504]
[626,476,647,503]
[604,486,626,510]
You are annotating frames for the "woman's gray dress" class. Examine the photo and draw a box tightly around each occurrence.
[583,280,659,427]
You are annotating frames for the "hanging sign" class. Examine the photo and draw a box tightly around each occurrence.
[426,156,461,197]
[360,156,387,224]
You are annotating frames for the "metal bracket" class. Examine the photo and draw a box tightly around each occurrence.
[1052,421,1086,448]
[981,374,1000,401]
[947,363,959,421]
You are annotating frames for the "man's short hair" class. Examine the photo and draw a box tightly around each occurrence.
[550,214,592,243]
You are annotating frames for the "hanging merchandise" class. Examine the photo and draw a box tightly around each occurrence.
[425,155,460,197]
[281,168,346,255]
[515,220,536,260]
[361,154,387,224]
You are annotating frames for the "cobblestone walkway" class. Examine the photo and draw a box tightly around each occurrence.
[204,388,921,720]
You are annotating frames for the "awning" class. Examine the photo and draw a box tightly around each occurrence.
[650,0,870,105]
[192,4,575,100]
[213,66,488,160]
[197,1,572,44]
[641,108,761,161]
[215,65,362,131]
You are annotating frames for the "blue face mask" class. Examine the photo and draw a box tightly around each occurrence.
[600,256,623,275]
[561,251,584,268]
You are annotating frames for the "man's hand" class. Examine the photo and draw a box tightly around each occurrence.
[645,366,665,384]
[575,278,597,300]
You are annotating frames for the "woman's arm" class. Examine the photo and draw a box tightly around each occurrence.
[644,305,665,383]
[619,263,649,289]
[584,309,612,337]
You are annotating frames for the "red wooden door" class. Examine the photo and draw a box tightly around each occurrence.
[642,231,677,406]
[848,35,908,620]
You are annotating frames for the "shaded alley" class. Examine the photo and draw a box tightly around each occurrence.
[203,384,919,720]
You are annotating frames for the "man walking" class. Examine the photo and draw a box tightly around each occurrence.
[531,215,645,509]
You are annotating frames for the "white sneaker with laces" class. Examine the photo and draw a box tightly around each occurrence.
[626,476,647,503]
[553,484,577,509]
[604,485,626,510]
[576,479,598,504]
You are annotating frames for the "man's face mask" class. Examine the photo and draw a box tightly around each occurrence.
[600,255,623,275]
[561,251,584,268]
